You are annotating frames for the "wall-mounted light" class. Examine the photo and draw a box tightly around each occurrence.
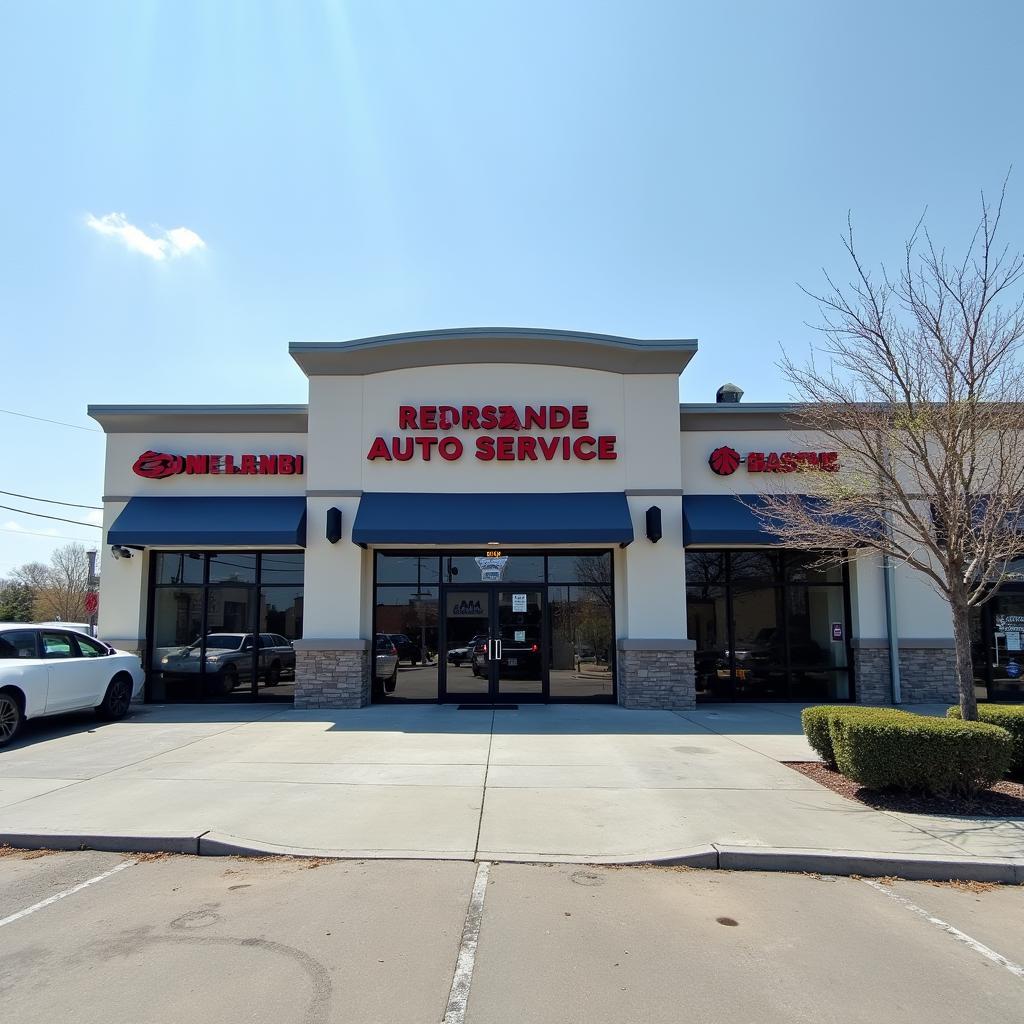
[110,545,134,560]
[326,506,343,544]
[645,506,663,544]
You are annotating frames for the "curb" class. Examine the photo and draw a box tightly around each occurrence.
[2,832,1021,883]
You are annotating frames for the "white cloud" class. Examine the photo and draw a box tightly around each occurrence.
[2,520,59,536]
[85,212,207,261]
[83,509,104,526]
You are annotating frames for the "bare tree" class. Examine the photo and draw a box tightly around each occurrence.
[6,544,92,623]
[757,182,1024,720]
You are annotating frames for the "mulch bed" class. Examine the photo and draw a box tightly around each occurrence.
[786,761,1024,817]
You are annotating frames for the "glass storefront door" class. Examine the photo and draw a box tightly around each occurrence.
[441,586,546,701]
[970,593,1024,702]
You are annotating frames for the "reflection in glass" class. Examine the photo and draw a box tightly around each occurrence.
[375,554,441,585]
[208,553,257,584]
[547,553,613,585]
[496,589,544,695]
[687,584,729,698]
[445,555,544,583]
[549,585,614,698]
[260,553,306,584]
[149,587,204,701]
[204,587,256,698]
[374,585,439,701]
[154,552,204,585]
[443,589,490,696]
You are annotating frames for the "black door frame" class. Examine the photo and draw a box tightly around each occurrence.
[440,583,549,703]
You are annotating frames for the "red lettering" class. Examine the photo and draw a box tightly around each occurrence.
[439,405,459,430]
[549,405,570,429]
[573,436,597,460]
[747,452,766,472]
[538,436,560,460]
[295,455,304,475]
[794,452,818,469]
[439,437,463,461]
[278,455,296,475]
[820,452,839,472]
[415,436,438,460]
[561,437,571,459]
[764,453,781,472]
[523,406,547,430]
[571,405,589,429]
[258,455,277,475]
[498,406,523,430]
[462,405,480,429]
[495,436,515,460]
[475,436,495,461]
[517,436,538,460]
[398,406,417,429]
[597,436,617,460]
[185,454,208,474]
[226,455,239,474]
[392,437,415,461]
[779,452,797,473]
[480,405,498,429]
[367,437,393,461]
[239,454,257,474]
[419,406,437,430]
[209,456,224,474]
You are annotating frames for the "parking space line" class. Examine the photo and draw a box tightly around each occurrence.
[862,879,1024,980]
[0,859,135,929]
[442,860,491,1024]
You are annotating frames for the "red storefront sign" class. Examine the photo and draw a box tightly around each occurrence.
[708,445,838,476]
[366,404,618,463]
[132,451,304,479]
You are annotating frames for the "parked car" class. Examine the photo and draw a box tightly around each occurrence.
[447,634,487,666]
[470,629,541,677]
[36,621,97,638]
[375,633,399,693]
[387,633,422,665]
[0,624,145,747]
[158,632,296,695]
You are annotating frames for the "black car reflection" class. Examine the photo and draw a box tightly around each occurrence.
[158,632,296,695]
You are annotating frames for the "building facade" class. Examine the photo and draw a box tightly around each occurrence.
[89,328,980,711]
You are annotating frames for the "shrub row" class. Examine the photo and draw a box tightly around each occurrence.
[802,705,1014,796]
[947,705,1024,776]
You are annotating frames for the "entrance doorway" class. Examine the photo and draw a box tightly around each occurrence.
[443,586,545,701]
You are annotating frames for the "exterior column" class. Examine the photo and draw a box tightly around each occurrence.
[852,639,959,704]
[292,639,370,708]
[617,639,696,709]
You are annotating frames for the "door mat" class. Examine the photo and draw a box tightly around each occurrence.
[457,704,519,710]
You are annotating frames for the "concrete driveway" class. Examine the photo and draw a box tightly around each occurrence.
[0,703,1021,865]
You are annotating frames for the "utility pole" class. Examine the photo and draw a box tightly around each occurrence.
[85,548,99,637]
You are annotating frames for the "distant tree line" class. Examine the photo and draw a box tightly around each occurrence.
[0,542,92,623]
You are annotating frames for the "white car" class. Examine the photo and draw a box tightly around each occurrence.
[0,623,145,747]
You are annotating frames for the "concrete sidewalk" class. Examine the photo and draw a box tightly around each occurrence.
[0,703,1021,874]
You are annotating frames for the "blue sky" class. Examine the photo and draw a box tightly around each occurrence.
[1,0,1022,576]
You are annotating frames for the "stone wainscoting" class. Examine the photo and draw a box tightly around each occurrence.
[616,640,696,710]
[853,640,959,705]
[293,640,370,709]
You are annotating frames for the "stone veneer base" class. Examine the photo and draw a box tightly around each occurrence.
[617,648,696,710]
[854,646,959,705]
[293,648,370,709]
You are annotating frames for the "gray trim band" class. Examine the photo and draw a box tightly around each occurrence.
[617,639,697,651]
[292,638,369,652]
[852,637,956,649]
[88,404,309,434]
[679,404,799,431]
[306,490,363,498]
[625,488,685,496]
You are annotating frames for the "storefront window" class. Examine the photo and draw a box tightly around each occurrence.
[148,552,303,702]
[548,584,615,698]
[687,550,851,702]
[969,593,1024,702]
[444,554,545,583]
[375,554,441,585]
[373,585,439,701]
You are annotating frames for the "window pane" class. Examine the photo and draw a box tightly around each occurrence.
[150,587,204,700]
[685,551,727,588]
[375,554,440,584]
[154,552,204,585]
[784,552,844,584]
[989,595,1024,701]
[0,630,36,659]
[445,554,544,583]
[730,551,782,585]
[785,587,848,669]
[41,632,74,658]
[790,669,851,702]
[549,585,615,698]
[687,584,730,698]
[260,587,303,640]
[732,586,787,698]
[204,586,256,699]
[548,553,612,585]
[259,552,305,585]
[373,585,439,701]
[75,635,107,657]
[208,553,257,584]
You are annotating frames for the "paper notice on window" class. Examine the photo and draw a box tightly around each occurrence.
[515,630,526,642]
[1007,632,1022,652]
[512,593,527,613]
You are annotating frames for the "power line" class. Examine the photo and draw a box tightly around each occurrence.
[0,527,97,543]
[0,504,102,529]
[0,490,102,511]
[0,407,101,433]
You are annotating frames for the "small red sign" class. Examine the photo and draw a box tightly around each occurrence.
[708,447,839,475]
[85,592,99,615]
[132,451,304,479]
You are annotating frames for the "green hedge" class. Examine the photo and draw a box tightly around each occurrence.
[948,705,1024,776]
[801,706,910,767]
[829,710,1012,796]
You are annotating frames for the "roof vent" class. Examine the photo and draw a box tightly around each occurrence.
[716,382,744,404]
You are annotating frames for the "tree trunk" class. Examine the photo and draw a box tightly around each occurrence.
[950,596,978,720]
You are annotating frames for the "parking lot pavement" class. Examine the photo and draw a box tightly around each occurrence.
[0,851,1021,1024]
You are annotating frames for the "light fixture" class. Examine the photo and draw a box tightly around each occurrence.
[645,506,663,543]
[326,506,343,544]
[110,545,133,560]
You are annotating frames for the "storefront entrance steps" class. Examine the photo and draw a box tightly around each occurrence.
[0,703,1021,881]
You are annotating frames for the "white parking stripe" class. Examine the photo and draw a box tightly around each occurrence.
[0,859,135,929]
[862,878,1024,980]
[443,861,491,1024]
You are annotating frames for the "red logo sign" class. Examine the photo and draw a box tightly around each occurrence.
[84,592,99,615]
[367,404,618,463]
[132,451,304,478]
[707,447,839,475]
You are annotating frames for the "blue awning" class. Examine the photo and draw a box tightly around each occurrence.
[683,494,867,546]
[352,492,634,546]
[107,496,307,547]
